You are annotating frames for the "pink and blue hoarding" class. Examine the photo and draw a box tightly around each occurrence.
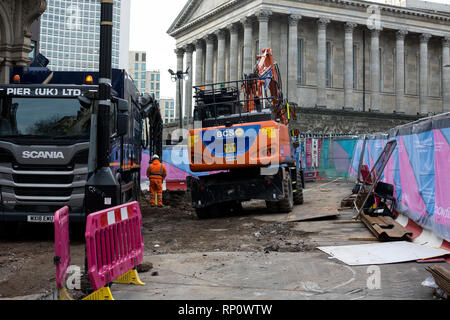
[349,114,450,241]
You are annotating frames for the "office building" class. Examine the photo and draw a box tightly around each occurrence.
[38,0,131,71]
[160,98,176,124]
[128,51,161,99]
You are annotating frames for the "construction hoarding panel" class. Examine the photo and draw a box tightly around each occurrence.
[348,113,450,242]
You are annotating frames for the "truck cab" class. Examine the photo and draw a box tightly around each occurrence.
[0,69,159,225]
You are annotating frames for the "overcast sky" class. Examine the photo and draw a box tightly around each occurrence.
[129,0,449,99]
[129,0,187,99]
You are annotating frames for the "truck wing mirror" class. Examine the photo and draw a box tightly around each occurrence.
[118,99,128,113]
[78,94,92,109]
[117,113,129,136]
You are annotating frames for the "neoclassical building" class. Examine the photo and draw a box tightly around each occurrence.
[168,0,450,120]
[0,0,47,83]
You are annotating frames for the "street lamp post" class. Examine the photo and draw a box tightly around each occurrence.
[169,68,190,141]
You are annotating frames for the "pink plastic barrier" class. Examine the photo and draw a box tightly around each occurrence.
[85,201,144,291]
[54,206,71,289]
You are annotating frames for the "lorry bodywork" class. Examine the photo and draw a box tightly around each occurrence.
[0,69,162,224]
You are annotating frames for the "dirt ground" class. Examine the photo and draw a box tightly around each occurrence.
[1,179,429,300]
[140,191,318,255]
[0,181,335,299]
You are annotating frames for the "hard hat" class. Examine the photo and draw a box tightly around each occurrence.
[152,154,160,160]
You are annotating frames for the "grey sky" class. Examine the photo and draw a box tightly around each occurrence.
[129,0,187,99]
[129,0,450,99]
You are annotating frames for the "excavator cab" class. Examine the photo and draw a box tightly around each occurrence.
[193,84,239,123]
[193,81,275,129]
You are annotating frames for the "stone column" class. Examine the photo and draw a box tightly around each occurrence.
[216,29,227,83]
[370,28,381,111]
[280,21,288,93]
[395,29,408,113]
[175,48,185,120]
[228,23,240,82]
[288,15,301,103]
[419,33,431,114]
[257,10,272,53]
[242,16,254,76]
[205,34,216,84]
[344,22,357,110]
[317,18,330,107]
[194,39,204,86]
[0,59,10,84]
[184,44,194,122]
[443,37,450,113]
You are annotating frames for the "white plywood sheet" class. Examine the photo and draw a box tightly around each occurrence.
[318,241,449,266]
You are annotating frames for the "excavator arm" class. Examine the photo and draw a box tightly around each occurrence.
[242,48,293,125]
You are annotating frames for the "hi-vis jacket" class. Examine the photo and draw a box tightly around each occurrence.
[146,160,167,182]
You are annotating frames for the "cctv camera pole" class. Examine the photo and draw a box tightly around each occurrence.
[177,74,183,131]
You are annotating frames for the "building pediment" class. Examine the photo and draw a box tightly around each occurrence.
[189,0,234,23]
[167,0,243,35]
[168,0,450,38]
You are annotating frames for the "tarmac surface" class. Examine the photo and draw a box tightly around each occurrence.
[112,251,434,300]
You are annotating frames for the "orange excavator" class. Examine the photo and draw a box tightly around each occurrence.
[187,48,304,218]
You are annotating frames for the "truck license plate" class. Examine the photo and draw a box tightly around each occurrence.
[225,143,236,154]
[27,215,54,223]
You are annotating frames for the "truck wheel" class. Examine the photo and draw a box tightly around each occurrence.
[0,222,17,239]
[195,207,211,219]
[293,169,304,205]
[0,222,6,239]
[228,201,243,214]
[277,173,294,213]
[266,201,278,213]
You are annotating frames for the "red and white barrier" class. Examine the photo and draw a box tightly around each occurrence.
[85,201,145,292]
[395,213,450,254]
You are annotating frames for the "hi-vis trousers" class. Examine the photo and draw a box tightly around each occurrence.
[149,179,163,207]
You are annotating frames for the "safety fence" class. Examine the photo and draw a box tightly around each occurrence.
[54,206,72,300]
[142,139,359,189]
[349,113,450,242]
[54,201,146,300]
[294,135,358,181]
[85,201,145,295]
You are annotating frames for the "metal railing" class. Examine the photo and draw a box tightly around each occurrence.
[193,77,284,127]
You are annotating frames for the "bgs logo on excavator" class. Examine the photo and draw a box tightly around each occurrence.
[216,128,236,139]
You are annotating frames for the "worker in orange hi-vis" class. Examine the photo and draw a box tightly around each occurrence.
[146,155,167,207]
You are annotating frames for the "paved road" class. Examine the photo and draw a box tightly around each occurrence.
[111,251,435,300]
[110,181,437,300]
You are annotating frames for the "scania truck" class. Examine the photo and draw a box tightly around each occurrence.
[0,68,162,228]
